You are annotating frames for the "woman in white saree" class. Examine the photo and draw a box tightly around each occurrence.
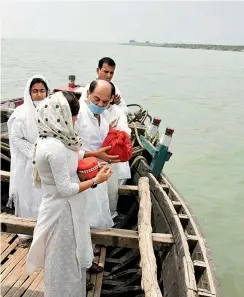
[26,91,112,297]
[7,75,49,247]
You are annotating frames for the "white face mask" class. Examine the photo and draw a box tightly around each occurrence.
[33,101,42,108]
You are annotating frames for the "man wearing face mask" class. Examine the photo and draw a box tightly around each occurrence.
[75,79,120,230]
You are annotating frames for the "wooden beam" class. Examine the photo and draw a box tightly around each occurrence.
[93,247,106,297]
[0,170,10,182]
[138,177,162,297]
[0,175,140,197]
[135,161,199,295]
[0,132,9,140]
[0,153,11,162]
[118,185,138,196]
[118,185,169,197]
[91,228,173,250]
[0,214,174,251]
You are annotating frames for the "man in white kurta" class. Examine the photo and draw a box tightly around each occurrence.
[75,79,119,225]
[79,57,128,115]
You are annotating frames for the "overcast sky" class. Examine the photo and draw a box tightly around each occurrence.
[1,1,244,45]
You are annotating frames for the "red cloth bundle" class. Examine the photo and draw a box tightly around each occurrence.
[102,129,132,162]
[77,157,99,180]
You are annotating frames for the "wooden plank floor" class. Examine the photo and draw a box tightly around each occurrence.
[1,232,105,297]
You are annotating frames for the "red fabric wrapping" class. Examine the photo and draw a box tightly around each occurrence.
[102,129,132,162]
[77,157,99,180]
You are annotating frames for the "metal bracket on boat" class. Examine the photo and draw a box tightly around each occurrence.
[139,128,174,176]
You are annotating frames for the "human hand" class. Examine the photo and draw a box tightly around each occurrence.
[109,119,117,129]
[95,165,112,183]
[114,94,121,105]
[98,162,107,170]
[97,146,120,163]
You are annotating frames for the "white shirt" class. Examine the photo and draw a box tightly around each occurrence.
[75,100,114,228]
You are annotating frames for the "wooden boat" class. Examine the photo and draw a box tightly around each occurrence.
[0,78,221,297]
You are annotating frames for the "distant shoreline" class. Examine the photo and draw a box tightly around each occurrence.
[120,42,244,52]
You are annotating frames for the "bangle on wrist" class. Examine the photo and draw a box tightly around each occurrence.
[91,177,98,189]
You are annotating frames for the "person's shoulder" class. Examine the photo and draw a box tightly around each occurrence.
[112,104,123,115]
[8,105,25,120]
[7,105,27,129]
[78,99,87,113]
[37,137,65,158]
[79,83,89,101]
[40,137,64,149]
[114,84,121,95]
[82,83,89,91]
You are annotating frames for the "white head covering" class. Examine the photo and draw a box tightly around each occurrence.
[7,75,49,206]
[8,75,49,143]
[32,91,82,187]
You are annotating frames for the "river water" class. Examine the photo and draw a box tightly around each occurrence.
[1,39,244,297]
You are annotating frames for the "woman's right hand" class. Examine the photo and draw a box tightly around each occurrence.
[95,165,112,184]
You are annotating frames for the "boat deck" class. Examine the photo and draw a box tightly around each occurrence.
[1,232,105,297]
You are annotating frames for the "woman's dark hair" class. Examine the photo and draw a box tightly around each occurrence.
[29,78,49,94]
[62,90,80,116]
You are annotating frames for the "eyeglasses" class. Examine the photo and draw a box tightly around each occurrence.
[31,89,46,94]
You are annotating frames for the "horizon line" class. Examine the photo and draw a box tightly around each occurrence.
[1,37,244,47]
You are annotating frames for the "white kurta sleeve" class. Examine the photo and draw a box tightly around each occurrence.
[115,86,128,115]
[117,113,131,136]
[47,145,79,197]
[79,148,85,160]
[11,118,34,159]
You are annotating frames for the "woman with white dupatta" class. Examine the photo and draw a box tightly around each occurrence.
[7,75,49,247]
[26,91,112,297]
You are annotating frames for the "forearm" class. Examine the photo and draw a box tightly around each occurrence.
[79,148,99,160]
[78,179,94,192]
[12,135,34,159]
[83,151,99,158]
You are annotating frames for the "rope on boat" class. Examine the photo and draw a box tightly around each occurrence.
[127,104,152,125]
[129,105,160,165]
[130,155,147,169]
[144,130,160,146]
[132,122,159,148]
[132,122,144,148]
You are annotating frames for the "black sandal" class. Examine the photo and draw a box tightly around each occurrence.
[88,262,104,273]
